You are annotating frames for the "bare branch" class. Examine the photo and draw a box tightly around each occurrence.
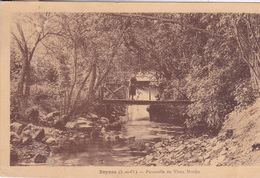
[111,13,223,39]
[11,31,24,54]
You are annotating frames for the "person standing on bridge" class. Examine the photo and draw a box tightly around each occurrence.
[129,75,137,100]
[156,78,166,100]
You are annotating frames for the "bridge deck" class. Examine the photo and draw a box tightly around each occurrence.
[102,99,192,105]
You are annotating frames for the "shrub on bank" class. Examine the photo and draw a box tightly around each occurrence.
[184,58,256,135]
[30,83,61,113]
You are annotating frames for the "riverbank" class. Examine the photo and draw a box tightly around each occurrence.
[136,98,260,166]
[10,98,260,166]
[10,111,125,166]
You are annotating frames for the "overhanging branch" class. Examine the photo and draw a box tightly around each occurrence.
[111,13,223,39]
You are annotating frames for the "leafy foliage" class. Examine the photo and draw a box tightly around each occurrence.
[10,12,259,133]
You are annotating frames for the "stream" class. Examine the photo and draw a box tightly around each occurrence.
[51,89,187,166]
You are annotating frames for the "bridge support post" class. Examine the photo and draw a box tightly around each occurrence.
[104,104,111,117]
[149,85,151,101]
[99,86,104,103]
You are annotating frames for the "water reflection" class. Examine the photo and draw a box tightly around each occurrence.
[51,88,185,166]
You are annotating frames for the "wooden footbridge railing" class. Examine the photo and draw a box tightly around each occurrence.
[102,99,192,105]
[100,81,192,105]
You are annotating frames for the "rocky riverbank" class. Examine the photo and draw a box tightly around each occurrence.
[11,98,260,166]
[135,134,233,166]
[10,111,123,166]
[136,98,260,166]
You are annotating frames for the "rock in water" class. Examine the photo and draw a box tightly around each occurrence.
[46,137,57,145]
[98,117,109,126]
[108,121,122,131]
[59,139,77,151]
[73,117,94,132]
[33,153,47,163]
[75,117,94,126]
[75,124,93,133]
[32,128,45,142]
[10,122,25,135]
[87,113,99,120]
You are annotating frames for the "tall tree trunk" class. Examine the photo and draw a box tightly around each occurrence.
[88,63,97,97]
[249,55,260,93]
[17,51,29,116]
[233,22,260,93]
[72,66,93,111]
[66,43,78,114]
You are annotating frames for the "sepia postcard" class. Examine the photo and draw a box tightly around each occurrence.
[1,2,260,178]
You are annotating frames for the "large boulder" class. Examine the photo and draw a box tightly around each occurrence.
[74,124,93,133]
[22,123,35,133]
[45,137,57,145]
[76,117,93,125]
[32,128,45,142]
[54,115,68,129]
[45,111,60,120]
[20,124,35,144]
[65,122,76,129]
[10,132,22,145]
[21,129,31,137]
[73,117,94,132]
[33,153,47,163]
[10,122,25,135]
[22,136,31,145]
[87,113,99,120]
[43,111,60,126]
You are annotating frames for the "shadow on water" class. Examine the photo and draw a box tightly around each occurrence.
[52,117,186,166]
[51,88,186,166]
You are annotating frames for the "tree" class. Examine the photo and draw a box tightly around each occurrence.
[46,13,132,121]
[11,13,60,116]
[115,13,260,92]
[114,13,258,134]
[231,14,260,93]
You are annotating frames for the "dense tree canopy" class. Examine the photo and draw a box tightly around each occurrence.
[11,12,259,132]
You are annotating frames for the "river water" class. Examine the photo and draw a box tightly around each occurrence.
[51,89,186,166]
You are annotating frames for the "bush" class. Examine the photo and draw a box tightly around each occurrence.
[233,79,257,108]
[30,84,61,113]
[148,104,186,126]
[10,89,19,120]
[185,59,251,135]
[46,67,58,83]
[25,106,39,123]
